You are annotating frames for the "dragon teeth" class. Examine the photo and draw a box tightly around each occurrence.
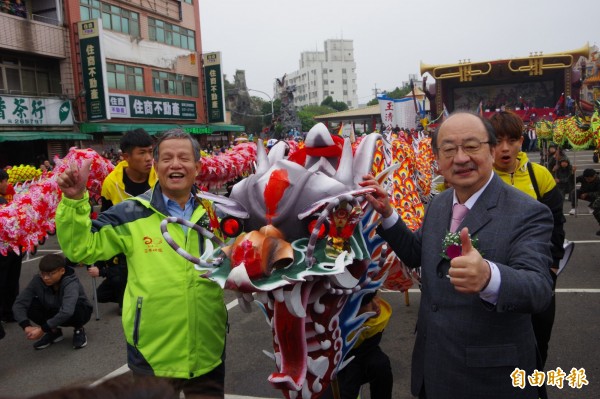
[283,282,306,318]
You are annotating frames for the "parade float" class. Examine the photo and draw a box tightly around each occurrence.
[420,44,591,123]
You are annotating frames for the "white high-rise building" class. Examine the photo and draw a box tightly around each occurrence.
[286,39,358,109]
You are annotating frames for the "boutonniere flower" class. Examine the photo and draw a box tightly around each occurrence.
[440,231,481,260]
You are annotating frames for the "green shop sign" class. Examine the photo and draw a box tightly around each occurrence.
[202,52,225,123]
[78,19,110,121]
[129,95,197,120]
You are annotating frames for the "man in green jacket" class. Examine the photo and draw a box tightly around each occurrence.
[56,129,227,398]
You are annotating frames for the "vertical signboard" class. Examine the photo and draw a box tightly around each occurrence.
[202,52,225,123]
[78,19,111,121]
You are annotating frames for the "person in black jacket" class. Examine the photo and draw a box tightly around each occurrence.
[568,168,600,216]
[12,254,92,350]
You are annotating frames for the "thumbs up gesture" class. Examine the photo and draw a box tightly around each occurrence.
[57,158,92,200]
[448,227,491,294]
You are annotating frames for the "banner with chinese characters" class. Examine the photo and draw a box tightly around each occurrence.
[0,96,73,126]
[202,52,225,123]
[108,94,131,118]
[78,19,111,121]
[110,94,197,120]
[378,96,417,130]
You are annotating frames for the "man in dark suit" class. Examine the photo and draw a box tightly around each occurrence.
[361,112,553,399]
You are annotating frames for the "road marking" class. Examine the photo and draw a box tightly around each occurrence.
[22,250,63,263]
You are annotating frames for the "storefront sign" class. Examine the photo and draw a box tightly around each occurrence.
[78,19,111,121]
[108,93,197,120]
[202,52,225,123]
[0,96,73,126]
[108,94,130,118]
[129,95,197,119]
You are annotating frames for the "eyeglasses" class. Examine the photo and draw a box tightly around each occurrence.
[437,139,490,158]
[39,269,62,279]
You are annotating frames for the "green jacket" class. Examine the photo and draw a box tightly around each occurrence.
[56,184,227,379]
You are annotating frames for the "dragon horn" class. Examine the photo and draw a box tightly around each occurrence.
[267,141,288,164]
[333,138,353,186]
[352,133,382,185]
[255,139,270,175]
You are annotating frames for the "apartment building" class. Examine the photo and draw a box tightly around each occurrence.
[286,39,358,109]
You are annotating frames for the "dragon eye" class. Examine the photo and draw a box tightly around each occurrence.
[308,219,327,239]
[220,217,243,237]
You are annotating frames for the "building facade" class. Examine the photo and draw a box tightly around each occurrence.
[1,0,240,167]
[286,39,358,109]
[1,0,89,166]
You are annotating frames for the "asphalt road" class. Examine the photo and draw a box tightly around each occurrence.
[1,150,599,399]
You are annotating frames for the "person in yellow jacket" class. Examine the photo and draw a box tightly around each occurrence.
[56,129,227,398]
[490,111,566,368]
[100,128,157,210]
[88,129,158,314]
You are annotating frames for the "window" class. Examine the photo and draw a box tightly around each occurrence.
[152,70,198,97]
[148,18,196,51]
[0,54,61,96]
[80,0,139,37]
[106,63,144,91]
[183,0,193,3]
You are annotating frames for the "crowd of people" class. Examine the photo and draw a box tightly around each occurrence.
[0,113,598,398]
[1,0,26,18]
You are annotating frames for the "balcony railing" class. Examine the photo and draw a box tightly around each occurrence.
[0,12,67,58]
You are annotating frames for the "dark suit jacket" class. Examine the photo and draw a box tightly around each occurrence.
[378,174,553,399]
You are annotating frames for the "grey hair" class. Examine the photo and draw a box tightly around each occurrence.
[153,128,201,162]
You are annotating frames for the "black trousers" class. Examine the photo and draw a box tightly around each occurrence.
[320,343,393,399]
[0,251,23,320]
[133,362,225,399]
[96,262,127,307]
[532,272,558,368]
[28,297,92,330]
[532,293,556,368]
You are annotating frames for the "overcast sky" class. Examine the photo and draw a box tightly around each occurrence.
[200,0,599,105]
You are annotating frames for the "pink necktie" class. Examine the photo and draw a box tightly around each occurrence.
[450,203,469,232]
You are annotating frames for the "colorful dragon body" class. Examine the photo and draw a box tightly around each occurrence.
[0,148,113,256]
[535,100,600,149]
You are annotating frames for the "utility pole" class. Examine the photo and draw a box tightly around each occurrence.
[373,84,383,98]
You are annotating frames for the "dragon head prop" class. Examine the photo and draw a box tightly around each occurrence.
[161,123,397,398]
